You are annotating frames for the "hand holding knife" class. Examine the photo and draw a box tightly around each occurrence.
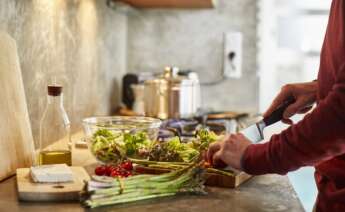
[206,96,296,170]
[240,96,296,143]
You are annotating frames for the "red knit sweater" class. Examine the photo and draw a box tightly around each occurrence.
[242,0,345,211]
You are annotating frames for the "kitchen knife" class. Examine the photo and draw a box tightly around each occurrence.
[240,97,295,143]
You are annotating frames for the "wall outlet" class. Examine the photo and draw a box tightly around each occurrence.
[223,32,243,78]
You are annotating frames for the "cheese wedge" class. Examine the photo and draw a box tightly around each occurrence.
[30,164,73,183]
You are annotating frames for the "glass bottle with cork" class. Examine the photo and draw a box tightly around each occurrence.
[38,85,72,166]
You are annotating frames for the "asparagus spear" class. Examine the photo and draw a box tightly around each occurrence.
[81,162,207,208]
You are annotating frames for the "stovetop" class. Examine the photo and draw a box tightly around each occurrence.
[117,107,257,141]
[158,117,248,141]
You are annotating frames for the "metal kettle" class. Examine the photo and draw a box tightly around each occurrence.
[144,67,201,119]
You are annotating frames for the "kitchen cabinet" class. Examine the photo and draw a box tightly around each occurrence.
[112,0,215,8]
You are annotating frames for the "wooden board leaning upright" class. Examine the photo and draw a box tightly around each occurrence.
[0,31,35,181]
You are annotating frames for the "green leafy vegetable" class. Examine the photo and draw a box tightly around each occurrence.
[90,129,152,164]
[124,132,152,157]
[149,128,218,163]
[166,137,199,162]
[89,128,220,164]
[195,128,218,151]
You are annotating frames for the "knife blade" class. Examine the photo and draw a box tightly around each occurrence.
[240,97,295,143]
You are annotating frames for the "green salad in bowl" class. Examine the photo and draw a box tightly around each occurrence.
[82,116,161,164]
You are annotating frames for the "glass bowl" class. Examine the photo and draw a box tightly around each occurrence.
[82,116,162,164]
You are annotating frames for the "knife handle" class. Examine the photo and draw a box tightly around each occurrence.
[263,96,295,126]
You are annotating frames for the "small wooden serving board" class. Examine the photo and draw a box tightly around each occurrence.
[135,166,253,188]
[16,167,90,202]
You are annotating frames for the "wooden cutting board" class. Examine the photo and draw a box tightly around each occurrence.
[17,167,90,202]
[135,166,253,188]
[0,32,35,181]
[206,171,253,188]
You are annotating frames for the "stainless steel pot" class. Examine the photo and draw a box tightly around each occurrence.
[143,67,201,119]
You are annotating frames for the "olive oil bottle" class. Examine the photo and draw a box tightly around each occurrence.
[38,85,72,166]
[39,150,71,166]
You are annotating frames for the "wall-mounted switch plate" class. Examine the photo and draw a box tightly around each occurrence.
[223,32,243,78]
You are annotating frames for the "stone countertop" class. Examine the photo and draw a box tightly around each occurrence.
[0,132,304,212]
[0,174,304,212]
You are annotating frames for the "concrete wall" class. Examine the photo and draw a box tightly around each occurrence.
[0,0,127,146]
[126,0,258,112]
[0,0,259,146]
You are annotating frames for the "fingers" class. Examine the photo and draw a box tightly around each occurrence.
[206,133,250,168]
[212,150,227,169]
[264,85,292,117]
[211,151,222,168]
[281,106,312,125]
[233,133,247,140]
[297,106,313,114]
[282,118,293,125]
[283,98,306,119]
[227,133,242,143]
[230,133,252,146]
[206,142,221,163]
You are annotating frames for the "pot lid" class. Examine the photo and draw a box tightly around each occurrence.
[163,66,198,85]
[144,66,198,85]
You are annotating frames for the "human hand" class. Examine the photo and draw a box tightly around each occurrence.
[264,81,318,124]
[205,133,251,170]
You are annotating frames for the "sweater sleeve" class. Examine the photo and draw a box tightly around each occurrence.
[242,64,345,175]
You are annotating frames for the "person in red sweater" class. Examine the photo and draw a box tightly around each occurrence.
[206,0,345,211]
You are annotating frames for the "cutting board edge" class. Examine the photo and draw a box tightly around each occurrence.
[16,166,89,202]
[18,190,80,202]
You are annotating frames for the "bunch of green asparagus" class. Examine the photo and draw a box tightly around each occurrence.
[131,159,235,177]
[81,162,207,208]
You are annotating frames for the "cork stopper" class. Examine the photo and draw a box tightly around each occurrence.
[47,85,62,96]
